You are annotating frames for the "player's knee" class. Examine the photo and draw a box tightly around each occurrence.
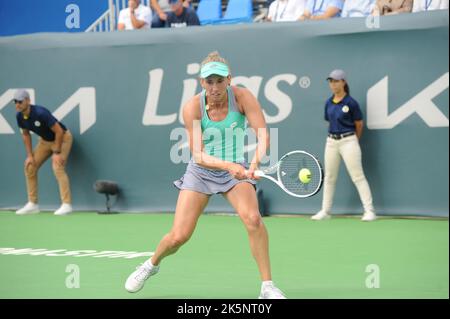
[243,212,262,231]
[168,232,190,248]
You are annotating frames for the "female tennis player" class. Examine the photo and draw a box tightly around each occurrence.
[125,51,286,299]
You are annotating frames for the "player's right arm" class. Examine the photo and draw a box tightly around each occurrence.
[21,129,35,167]
[183,97,247,179]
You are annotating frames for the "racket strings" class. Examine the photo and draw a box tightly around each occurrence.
[278,153,322,196]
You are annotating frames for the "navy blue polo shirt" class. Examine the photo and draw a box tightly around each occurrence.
[324,95,363,134]
[16,105,67,142]
[165,7,200,28]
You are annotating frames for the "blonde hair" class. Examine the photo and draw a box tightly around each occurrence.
[201,51,230,72]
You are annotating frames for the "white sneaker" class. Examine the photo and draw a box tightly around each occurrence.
[125,261,159,293]
[16,202,40,215]
[362,211,377,222]
[259,282,287,299]
[311,210,331,221]
[54,203,73,216]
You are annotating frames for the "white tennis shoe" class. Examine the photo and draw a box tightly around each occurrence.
[54,203,73,216]
[259,282,287,299]
[311,210,331,221]
[362,211,377,222]
[16,202,40,215]
[125,261,159,293]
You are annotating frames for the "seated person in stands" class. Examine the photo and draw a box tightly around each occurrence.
[266,0,307,22]
[341,0,376,17]
[118,0,152,30]
[152,0,191,27]
[165,0,200,28]
[372,0,413,15]
[299,0,344,20]
[412,0,449,12]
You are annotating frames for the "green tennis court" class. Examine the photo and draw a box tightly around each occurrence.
[0,211,448,299]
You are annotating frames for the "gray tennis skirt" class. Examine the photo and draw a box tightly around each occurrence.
[173,160,257,195]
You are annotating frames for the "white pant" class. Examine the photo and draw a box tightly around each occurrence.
[321,135,375,214]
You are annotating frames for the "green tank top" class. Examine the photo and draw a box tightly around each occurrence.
[200,86,246,163]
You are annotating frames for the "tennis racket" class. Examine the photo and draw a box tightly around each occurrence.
[247,150,324,198]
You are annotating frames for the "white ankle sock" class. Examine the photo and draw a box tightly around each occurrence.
[144,260,155,270]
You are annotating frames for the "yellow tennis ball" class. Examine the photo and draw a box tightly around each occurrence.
[299,168,311,184]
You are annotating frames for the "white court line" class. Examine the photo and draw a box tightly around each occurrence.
[0,247,154,259]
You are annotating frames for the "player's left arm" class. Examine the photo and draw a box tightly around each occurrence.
[234,87,270,178]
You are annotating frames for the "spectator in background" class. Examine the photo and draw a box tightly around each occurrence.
[413,0,449,11]
[165,0,200,28]
[267,0,307,22]
[300,0,344,20]
[151,0,191,28]
[118,0,152,30]
[341,0,376,17]
[372,0,413,15]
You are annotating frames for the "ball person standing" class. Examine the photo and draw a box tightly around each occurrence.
[311,70,376,221]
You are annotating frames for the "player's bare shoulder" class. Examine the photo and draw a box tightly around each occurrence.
[231,85,260,114]
[231,85,252,100]
[231,85,254,113]
[183,93,202,122]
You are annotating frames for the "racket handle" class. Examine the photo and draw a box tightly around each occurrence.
[254,170,263,177]
[244,169,263,178]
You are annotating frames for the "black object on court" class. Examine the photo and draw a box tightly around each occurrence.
[94,180,119,214]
